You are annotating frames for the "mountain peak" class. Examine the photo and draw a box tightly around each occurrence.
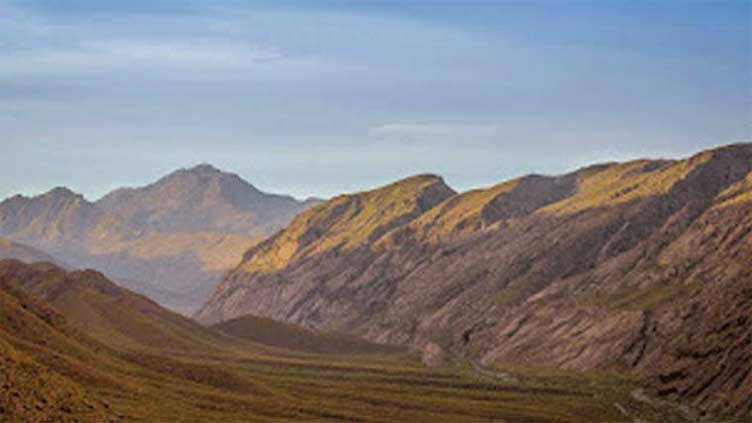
[95,164,315,236]
[44,186,82,199]
[398,173,444,183]
[35,187,88,207]
[168,164,253,190]
[347,173,453,205]
[228,173,456,274]
[186,163,221,174]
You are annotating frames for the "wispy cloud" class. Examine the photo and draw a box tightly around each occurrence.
[7,39,282,69]
[0,0,748,201]
[370,123,502,138]
[0,6,283,72]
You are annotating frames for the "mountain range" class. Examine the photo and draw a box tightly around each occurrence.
[197,143,752,418]
[0,164,319,314]
[1,143,749,421]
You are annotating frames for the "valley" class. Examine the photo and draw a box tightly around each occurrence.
[0,260,691,422]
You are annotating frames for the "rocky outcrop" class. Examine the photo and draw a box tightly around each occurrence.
[198,143,752,419]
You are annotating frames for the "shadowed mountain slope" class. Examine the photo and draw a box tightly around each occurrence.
[0,165,318,314]
[0,260,234,353]
[0,272,122,422]
[198,143,752,420]
[212,314,404,355]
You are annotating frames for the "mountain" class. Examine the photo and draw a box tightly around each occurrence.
[0,187,132,249]
[0,262,122,422]
[96,163,310,236]
[0,238,66,267]
[0,259,690,423]
[197,143,752,419]
[0,259,234,352]
[0,164,318,314]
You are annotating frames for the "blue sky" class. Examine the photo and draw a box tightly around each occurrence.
[1,0,750,200]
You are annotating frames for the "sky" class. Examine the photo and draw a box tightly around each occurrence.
[1,0,750,200]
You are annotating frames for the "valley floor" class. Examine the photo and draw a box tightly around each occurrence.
[1,344,695,423]
[0,260,725,423]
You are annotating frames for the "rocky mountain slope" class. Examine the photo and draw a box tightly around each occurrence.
[197,143,752,419]
[0,165,317,314]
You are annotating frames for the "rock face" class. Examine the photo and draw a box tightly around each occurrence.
[0,165,317,314]
[197,143,752,419]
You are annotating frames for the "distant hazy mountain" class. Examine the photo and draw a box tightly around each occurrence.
[0,187,132,249]
[0,237,65,267]
[197,143,752,418]
[96,163,312,236]
[0,165,319,314]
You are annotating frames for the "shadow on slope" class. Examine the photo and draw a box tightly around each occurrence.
[213,313,404,356]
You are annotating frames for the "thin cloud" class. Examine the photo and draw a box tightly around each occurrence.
[11,39,282,69]
[0,0,747,202]
[370,123,502,138]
